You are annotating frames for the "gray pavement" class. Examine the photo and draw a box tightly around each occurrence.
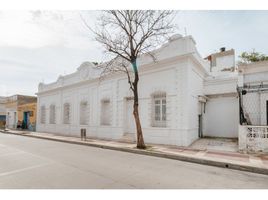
[0,133,268,189]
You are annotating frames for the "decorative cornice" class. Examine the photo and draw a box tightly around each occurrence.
[37,53,200,96]
[38,34,208,93]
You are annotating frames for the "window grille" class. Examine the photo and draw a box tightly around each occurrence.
[101,99,111,125]
[49,104,56,124]
[40,105,46,124]
[152,92,167,127]
[80,101,89,125]
[63,103,71,124]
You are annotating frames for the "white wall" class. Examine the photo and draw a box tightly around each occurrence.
[203,96,239,138]
[204,76,238,95]
[186,60,206,144]
[239,125,268,153]
[244,71,268,84]
[6,110,17,129]
[212,55,234,72]
[37,56,204,146]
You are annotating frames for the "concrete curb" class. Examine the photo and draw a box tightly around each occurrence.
[2,130,268,175]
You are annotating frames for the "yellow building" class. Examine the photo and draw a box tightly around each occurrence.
[0,97,6,129]
[1,95,37,130]
[17,102,37,131]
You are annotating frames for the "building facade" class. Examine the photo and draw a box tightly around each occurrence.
[1,95,37,130]
[36,34,240,146]
[17,102,37,131]
[202,48,238,138]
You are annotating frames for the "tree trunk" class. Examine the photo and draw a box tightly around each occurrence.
[132,60,146,149]
[133,100,145,149]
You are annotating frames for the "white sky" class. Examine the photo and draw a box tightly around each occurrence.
[0,10,268,96]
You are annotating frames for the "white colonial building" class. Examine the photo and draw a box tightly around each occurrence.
[36,34,245,147]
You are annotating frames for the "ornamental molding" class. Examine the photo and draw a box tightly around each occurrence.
[77,62,95,80]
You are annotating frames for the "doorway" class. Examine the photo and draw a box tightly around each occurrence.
[203,96,239,138]
[23,111,30,129]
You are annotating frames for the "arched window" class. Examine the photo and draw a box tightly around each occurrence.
[152,92,166,127]
[63,103,71,124]
[101,99,111,125]
[49,104,56,124]
[80,101,89,125]
[40,105,46,124]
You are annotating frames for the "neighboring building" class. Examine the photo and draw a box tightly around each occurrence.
[238,60,268,126]
[36,34,242,147]
[0,97,6,129]
[1,95,37,130]
[205,48,236,73]
[237,61,268,152]
[17,102,37,131]
[5,95,18,129]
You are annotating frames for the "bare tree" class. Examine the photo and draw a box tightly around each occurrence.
[82,10,176,149]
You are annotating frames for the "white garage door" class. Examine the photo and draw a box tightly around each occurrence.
[203,96,238,138]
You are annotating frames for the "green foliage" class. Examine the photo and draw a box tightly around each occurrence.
[239,50,268,64]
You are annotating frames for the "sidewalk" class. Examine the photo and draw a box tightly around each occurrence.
[1,129,268,175]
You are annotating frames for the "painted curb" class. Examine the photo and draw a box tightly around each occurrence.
[1,130,268,175]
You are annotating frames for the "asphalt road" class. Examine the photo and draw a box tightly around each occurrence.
[0,133,268,189]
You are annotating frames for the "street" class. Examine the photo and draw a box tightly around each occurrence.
[0,133,268,189]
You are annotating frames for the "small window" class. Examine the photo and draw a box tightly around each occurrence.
[152,93,166,127]
[40,106,46,124]
[101,99,111,125]
[80,101,89,125]
[63,103,71,124]
[49,104,56,124]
